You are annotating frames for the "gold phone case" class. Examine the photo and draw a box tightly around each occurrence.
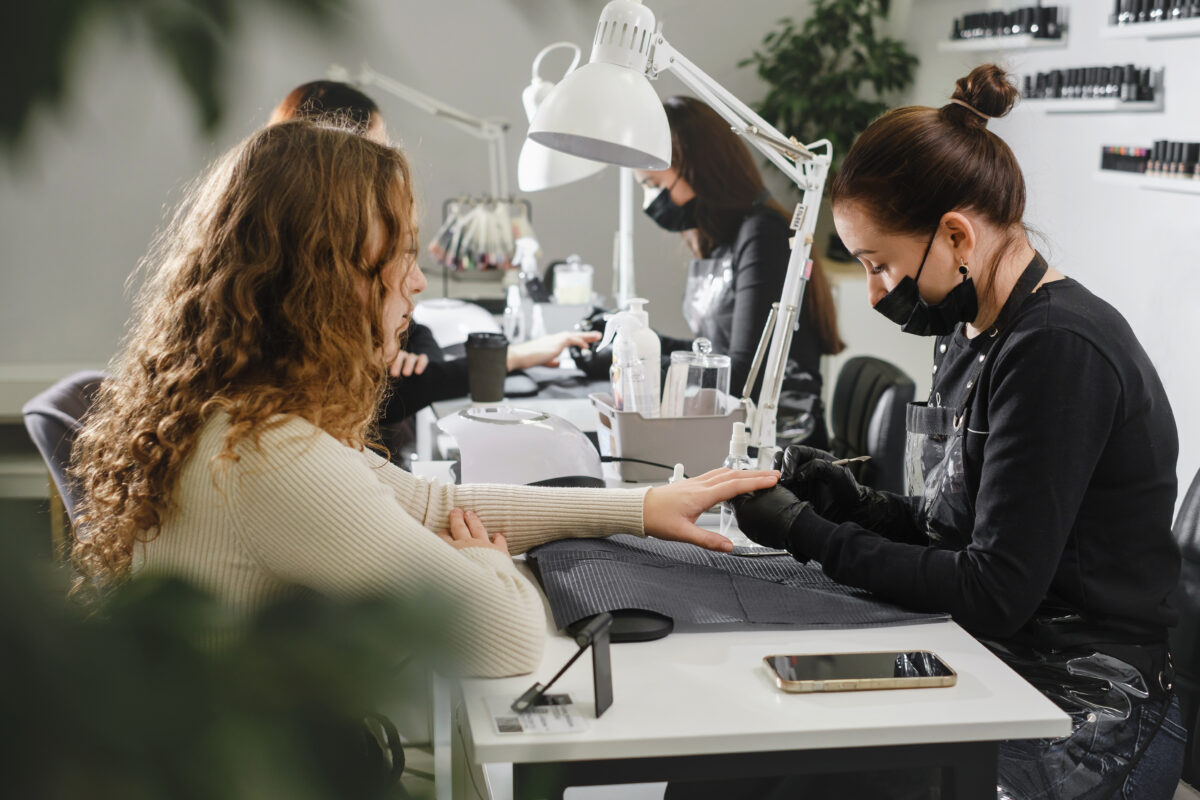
[763,651,958,693]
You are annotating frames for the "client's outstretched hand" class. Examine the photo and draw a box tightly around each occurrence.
[507,331,602,370]
[643,468,779,553]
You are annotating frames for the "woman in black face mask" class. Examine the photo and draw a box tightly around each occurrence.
[633,96,844,449]
[728,64,1185,800]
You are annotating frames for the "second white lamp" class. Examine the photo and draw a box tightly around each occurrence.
[517,43,606,192]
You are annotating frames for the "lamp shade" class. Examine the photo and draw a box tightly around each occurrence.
[518,138,606,192]
[528,60,671,170]
[518,72,606,191]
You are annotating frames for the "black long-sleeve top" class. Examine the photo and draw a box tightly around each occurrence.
[661,206,824,399]
[791,275,1179,648]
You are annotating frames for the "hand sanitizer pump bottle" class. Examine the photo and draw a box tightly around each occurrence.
[607,312,656,416]
[622,298,661,417]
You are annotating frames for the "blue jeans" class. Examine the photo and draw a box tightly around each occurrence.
[998,693,1186,800]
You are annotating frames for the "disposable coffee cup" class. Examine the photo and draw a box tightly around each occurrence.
[465,332,509,403]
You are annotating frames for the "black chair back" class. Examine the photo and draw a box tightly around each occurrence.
[829,356,914,495]
[21,370,107,523]
[1171,467,1200,786]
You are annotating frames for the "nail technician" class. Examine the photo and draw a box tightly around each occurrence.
[635,96,844,448]
[732,65,1184,799]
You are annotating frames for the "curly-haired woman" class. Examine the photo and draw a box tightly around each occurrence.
[69,120,778,677]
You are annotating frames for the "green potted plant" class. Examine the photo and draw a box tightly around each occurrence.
[740,0,918,260]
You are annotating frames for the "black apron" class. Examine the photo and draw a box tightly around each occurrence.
[682,202,825,448]
[904,253,1174,799]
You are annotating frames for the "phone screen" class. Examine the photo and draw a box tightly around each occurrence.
[766,651,953,683]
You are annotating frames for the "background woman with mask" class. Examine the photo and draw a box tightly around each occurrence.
[635,96,843,449]
[729,64,1184,799]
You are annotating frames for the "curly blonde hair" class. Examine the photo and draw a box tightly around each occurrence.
[70,120,417,592]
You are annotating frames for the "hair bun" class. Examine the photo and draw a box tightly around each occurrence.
[949,64,1019,126]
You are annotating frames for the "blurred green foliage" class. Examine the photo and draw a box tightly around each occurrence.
[740,0,918,174]
[0,534,446,799]
[3,0,348,156]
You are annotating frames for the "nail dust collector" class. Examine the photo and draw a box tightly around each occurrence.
[437,406,604,487]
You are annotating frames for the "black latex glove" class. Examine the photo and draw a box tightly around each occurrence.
[728,484,814,554]
[777,446,839,507]
[788,459,865,522]
[784,447,909,535]
[570,309,613,379]
[573,344,612,380]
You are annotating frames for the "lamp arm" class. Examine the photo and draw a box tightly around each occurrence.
[648,40,816,189]
[616,167,636,307]
[344,63,511,197]
[648,37,831,468]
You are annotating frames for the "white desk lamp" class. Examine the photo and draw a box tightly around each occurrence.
[527,0,832,470]
[518,42,639,309]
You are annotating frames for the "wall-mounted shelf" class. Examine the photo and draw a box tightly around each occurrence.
[1021,97,1163,113]
[1094,170,1200,195]
[937,34,1068,52]
[1101,18,1200,40]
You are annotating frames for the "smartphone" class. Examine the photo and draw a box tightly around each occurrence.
[763,651,956,693]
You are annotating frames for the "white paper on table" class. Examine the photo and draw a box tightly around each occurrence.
[485,694,589,735]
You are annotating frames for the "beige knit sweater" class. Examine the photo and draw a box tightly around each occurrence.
[134,413,647,677]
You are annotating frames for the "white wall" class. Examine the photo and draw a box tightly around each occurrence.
[901,0,1200,500]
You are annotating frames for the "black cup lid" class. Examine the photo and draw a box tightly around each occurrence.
[466,332,508,348]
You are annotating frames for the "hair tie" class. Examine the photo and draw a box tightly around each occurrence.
[949,97,991,122]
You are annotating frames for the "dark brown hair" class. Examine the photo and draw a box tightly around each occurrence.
[830,64,1024,237]
[269,80,380,133]
[664,96,843,355]
[70,120,416,591]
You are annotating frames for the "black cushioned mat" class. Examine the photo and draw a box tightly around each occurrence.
[527,535,948,633]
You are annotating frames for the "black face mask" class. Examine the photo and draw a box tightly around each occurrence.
[643,179,696,232]
[872,232,979,336]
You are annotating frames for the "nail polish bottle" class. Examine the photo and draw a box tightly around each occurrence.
[1183,144,1200,179]
[1122,65,1139,102]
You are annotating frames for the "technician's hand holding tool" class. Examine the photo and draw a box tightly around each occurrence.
[777,445,898,532]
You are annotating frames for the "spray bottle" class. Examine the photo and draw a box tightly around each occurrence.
[719,421,755,546]
[503,238,539,343]
[598,310,657,417]
[622,298,661,415]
